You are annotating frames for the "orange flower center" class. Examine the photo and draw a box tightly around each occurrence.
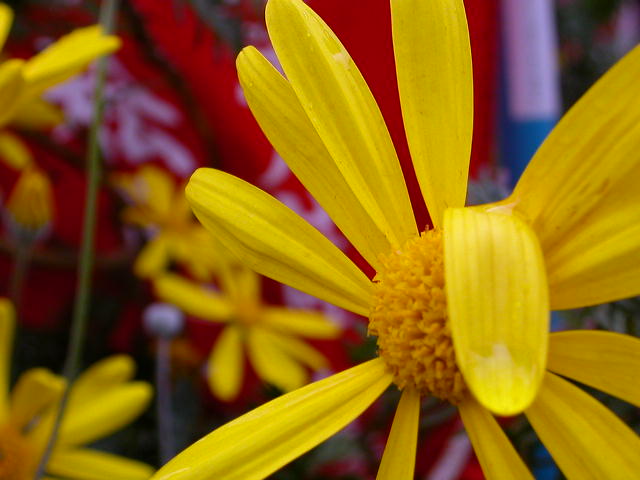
[368,229,466,403]
[0,423,37,480]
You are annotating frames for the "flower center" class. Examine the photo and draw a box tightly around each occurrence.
[0,423,37,480]
[368,229,466,403]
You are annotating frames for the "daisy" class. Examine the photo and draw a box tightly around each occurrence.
[155,0,640,478]
[0,2,120,170]
[153,256,340,401]
[113,165,219,280]
[0,299,154,479]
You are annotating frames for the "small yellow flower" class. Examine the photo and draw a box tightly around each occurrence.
[0,2,120,169]
[155,0,640,478]
[113,165,219,280]
[0,299,154,479]
[5,166,53,233]
[153,257,341,401]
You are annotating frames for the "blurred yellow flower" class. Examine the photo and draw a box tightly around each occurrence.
[5,166,53,234]
[153,0,640,478]
[113,165,220,280]
[0,299,154,479]
[0,3,120,170]
[153,257,341,401]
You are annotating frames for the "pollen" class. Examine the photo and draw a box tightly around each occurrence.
[368,229,466,404]
[0,423,36,480]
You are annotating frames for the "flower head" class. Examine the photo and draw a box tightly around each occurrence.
[4,166,54,238]
[113,165,219,280]
[0,299,154,479]
[153,252,341,401]
[156,0,640,478]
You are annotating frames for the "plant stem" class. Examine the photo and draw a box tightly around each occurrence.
[8,242,31,316]
[33,1,119,477]
[156,337,176,464]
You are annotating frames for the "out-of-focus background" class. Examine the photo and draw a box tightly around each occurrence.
[1,1,638,478]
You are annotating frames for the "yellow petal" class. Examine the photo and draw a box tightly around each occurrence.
[262,307,340,339]
[134,234,171,278]
[9,368,65,430]
[153,274,234,321]
[444,208,549,415]
[376,388,420,480]
[548,330,640,407]
[151,359,392,480]
[23,26,120,96]
[0,298,14,420]
[236,46,391,269]
[458,396,533,480]
[266,0,417,247]
[544,163,640,308]
[264,332,329,371]
[186,168,372,316]
[0,131,33,170]
[391,0,472,227]
[0,3,14,51]
[224,263,261,305]
[0,59,26,127]
[526,372,640,479]
[57,382,152,447]
[500,46,640,308]
[69,355,135,405]
[247,327,307,392]
[11,97,64,129]
[48,448,154,480]
[207,326,244,401]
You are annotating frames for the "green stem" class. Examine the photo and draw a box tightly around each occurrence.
[8,241,31,316]
[33,2,119,478]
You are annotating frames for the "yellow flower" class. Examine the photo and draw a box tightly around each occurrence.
[153,257,341,401]
[113,165,218,280]
[0,299,154,479]
[0,3,120,169]
[155,0,640,478]
[5,166,53,233]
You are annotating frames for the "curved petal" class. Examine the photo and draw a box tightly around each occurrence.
[391,0,473,227]
[0,59,25,128]
[376,388,420,480]
[247,328,307,392]
[526,372,640,479]
[237,46,391,269]
[151,359,392,480]
[23,26,120,96]
[444,208,549,415]
[0,131,33,170]
[500,46,640,308]
[133,234,171,278]
[69,355,135,405]
[47,448,154,480]
[0,298,14,420]
[545,166,640,308]
[57,382,152,447]
[11,97,64,129]
[186,168,372,316]
[153,273,234,321]
[266,0,417,247]
[207,326,244,401]
[262,307,340,339]
[458,396,533,480]
[9,368,64,430]
[265,332,329,371]
[0,4,14,51]
[548,330,640,407]
[222,263,261,305]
